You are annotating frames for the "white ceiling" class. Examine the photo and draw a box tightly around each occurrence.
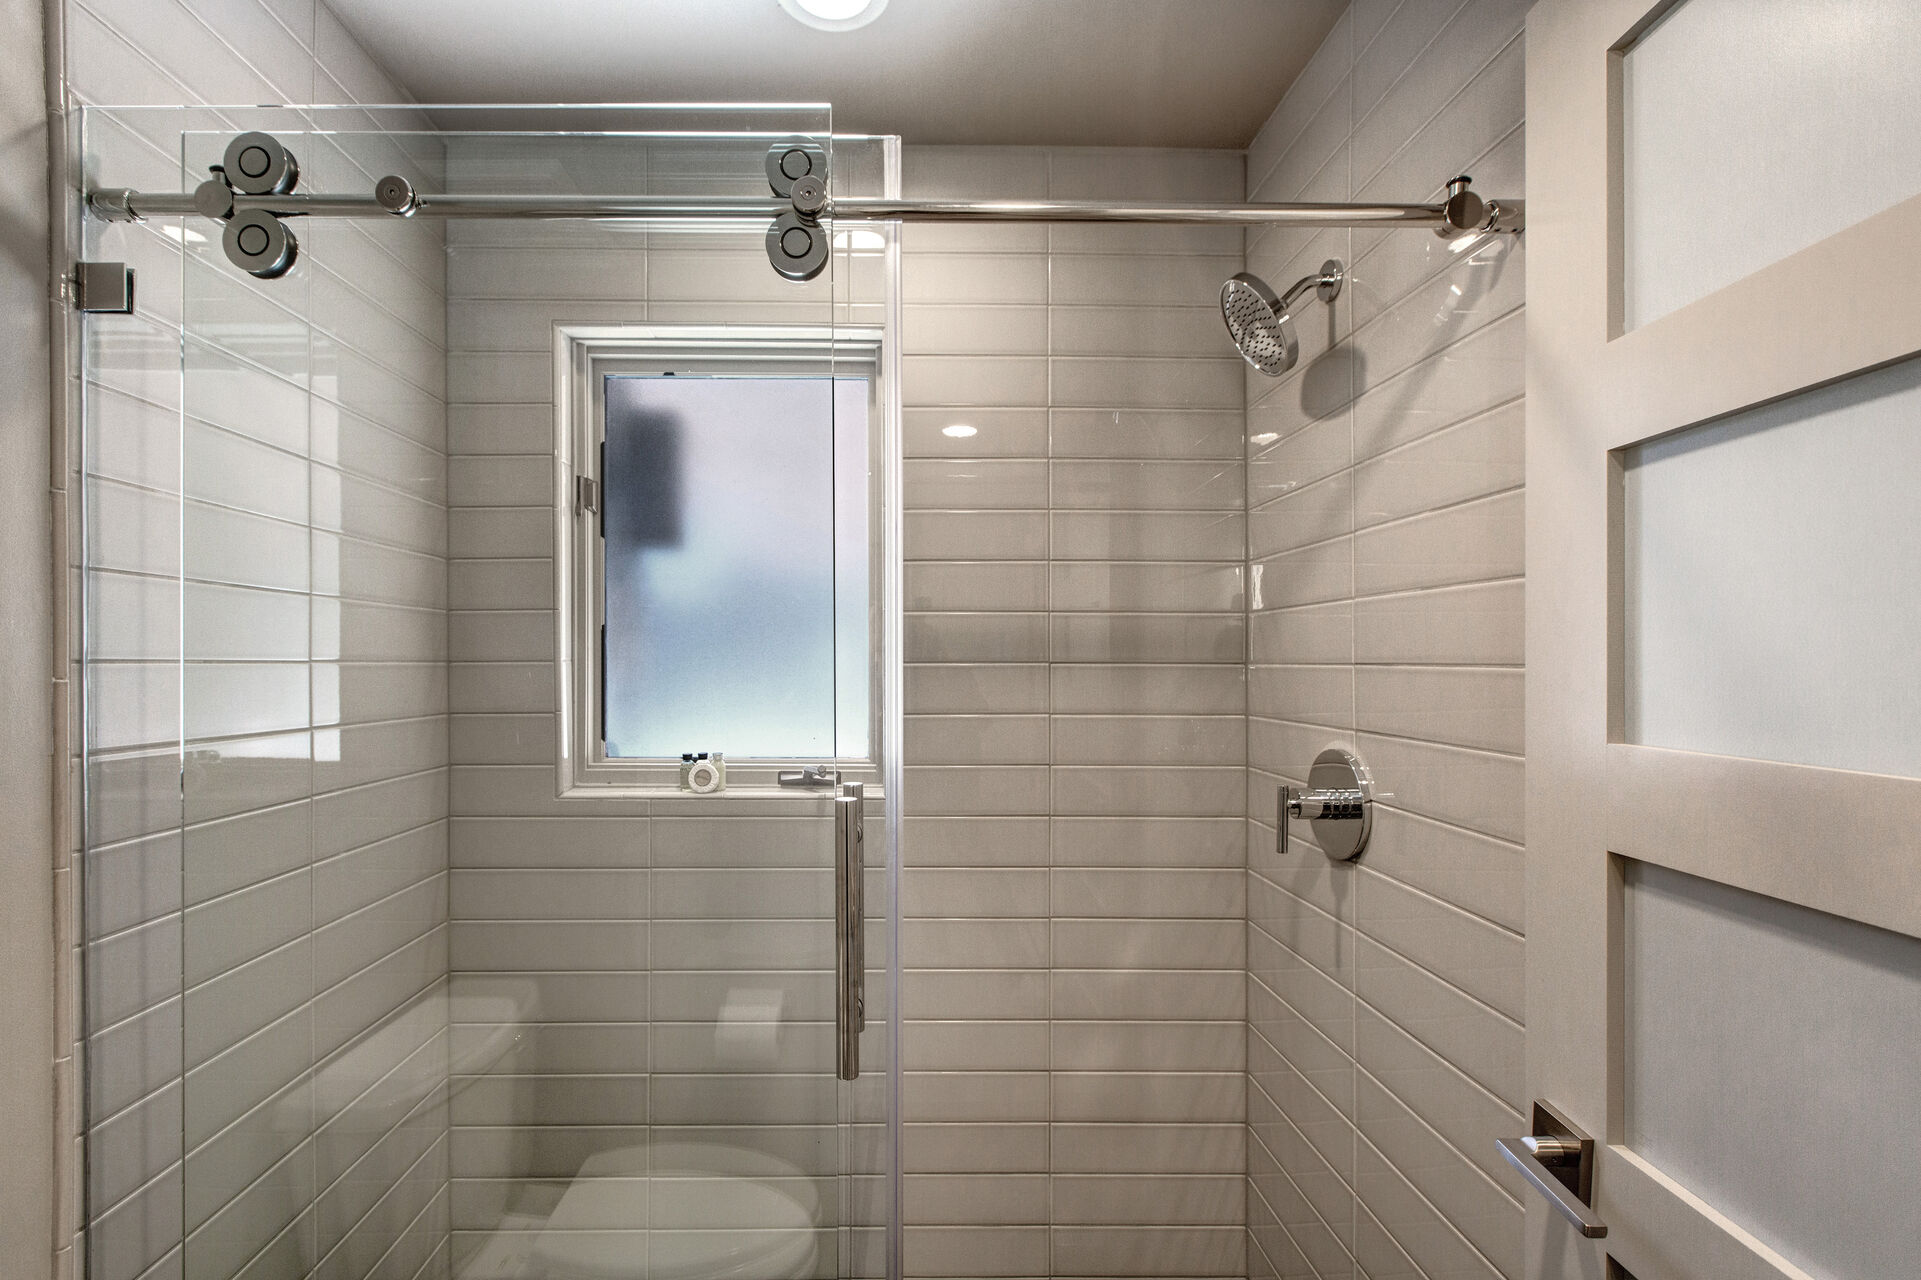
[325,0,1347,149]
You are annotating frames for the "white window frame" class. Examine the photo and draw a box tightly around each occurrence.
[552,323,884,796]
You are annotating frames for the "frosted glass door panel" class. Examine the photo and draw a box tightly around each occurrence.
[1621,0,1921,328]
[1623,861,1921,1280]
[1622,353,1921,777]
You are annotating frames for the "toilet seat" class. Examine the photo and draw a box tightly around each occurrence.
[531,1144,821,1280]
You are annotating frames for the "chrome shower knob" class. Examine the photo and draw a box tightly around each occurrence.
[1277,746,1374,860]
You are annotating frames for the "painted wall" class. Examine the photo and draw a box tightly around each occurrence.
[1239,2,1529,1278]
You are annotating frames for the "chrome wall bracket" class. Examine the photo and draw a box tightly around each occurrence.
[1497,1100,1608,1239]
[1436,174,1524,239]
[1278,746,1374,860]
[72,261,134,313]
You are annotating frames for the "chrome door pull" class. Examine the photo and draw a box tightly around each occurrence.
[1498,1100,1608,1239]
[1277,747,1374,860]
[833,782,865,1081]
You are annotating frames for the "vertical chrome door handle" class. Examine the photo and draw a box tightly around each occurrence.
[834,782,865,1081]
[1498,1100,1608,1238]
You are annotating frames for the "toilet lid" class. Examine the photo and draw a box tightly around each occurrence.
[531,1145,821,1280]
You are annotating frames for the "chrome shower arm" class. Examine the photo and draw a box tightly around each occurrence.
[1276,261,1347,316]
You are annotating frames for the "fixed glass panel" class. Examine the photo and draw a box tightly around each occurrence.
[602,374,870,760]
[1622,860,1921,1279]
[1621,353,1921,777]
[81,103,894,1280]
[1620,0,1921,328]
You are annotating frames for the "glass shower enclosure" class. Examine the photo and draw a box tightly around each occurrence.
[76,102,899,1280]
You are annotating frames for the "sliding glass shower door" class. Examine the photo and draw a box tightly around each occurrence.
[79,102,896,1280]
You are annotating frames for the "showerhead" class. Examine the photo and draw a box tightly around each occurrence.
[1221,260,1344,376]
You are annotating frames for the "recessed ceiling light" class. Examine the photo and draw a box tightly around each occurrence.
[941,424,977,439]
[777,0,889,32]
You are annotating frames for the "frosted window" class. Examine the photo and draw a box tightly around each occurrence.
[1621,353,1921,777]
[602,375,868,758]
[1621,0,1921,328]
[1623,861,1921,1279]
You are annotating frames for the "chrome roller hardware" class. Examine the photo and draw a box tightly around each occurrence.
[1497,1100,1608,1239]
[1277,746,1374,860]
[195,132,308,278]
[764,137,832,282]
[222,131,300,195]
[223,209,298,279]
[765,136,828,198]
[789,173,827,217]
[766,210,829,281]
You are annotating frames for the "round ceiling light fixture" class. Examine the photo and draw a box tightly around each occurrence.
[777,0,888,32]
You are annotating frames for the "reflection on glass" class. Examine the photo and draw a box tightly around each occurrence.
[602,375,868,759]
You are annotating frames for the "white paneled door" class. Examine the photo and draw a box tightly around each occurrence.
[1526,2,1921,1278]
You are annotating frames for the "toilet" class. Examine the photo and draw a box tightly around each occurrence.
[531,1142,822,1280]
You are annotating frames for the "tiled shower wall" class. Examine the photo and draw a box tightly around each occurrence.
[1239,3,1528,1279]
[898,146,1250,1280]
[70,3,451,1278]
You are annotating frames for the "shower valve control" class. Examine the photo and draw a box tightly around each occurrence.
[1278,747,1375,861]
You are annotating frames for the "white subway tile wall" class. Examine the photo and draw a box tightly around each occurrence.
[1241,4,1527,1280]
[900,144,1250,1280]
[73,4,450,1280]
